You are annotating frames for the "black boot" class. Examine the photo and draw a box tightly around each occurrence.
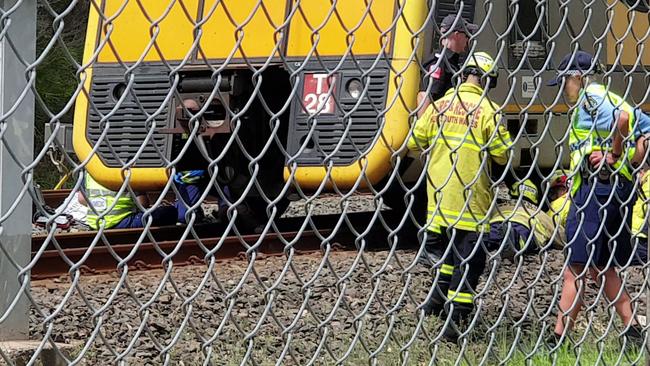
[623,324,645,349]
[545,332,563,349]
[422,297,445,317]
[418,234,446,266]
[441,304,472,343]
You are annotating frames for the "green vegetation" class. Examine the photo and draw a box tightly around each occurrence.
[34,1,88,188]
[195,319,647,365]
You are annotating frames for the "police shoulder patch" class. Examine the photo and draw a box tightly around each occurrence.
[582,95,599,116]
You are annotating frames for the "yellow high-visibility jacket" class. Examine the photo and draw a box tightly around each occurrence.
[490,203,565,250]
[408,82,512,232]
[632,173,649,239]
[84,173,136,229]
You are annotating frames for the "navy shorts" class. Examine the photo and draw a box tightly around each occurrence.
[565,178,635,267]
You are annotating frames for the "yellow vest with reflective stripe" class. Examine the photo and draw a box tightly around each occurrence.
[490,203,564,249]
[632,174,649,239]
[569,83,635,195]
[84,174,135,229]
[407,83,512,232]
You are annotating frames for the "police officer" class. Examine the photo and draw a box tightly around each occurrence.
[546,50,645,348]
[417,13,478,118]
[416,13,478,266]
[408,52,511,342]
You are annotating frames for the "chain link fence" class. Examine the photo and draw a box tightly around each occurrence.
[1,0,650,364]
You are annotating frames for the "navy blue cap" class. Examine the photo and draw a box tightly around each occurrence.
[547,51,596,86]
[440,14,478,34]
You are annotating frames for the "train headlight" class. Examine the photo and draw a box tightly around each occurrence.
[346,79,363,99]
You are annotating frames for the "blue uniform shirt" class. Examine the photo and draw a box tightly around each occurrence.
[633,108,650,139]
[570,83,644,154]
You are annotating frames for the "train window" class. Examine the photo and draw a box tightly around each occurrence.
[519,147,533,167]
[507,117,538,137]
[508,0,548,69]
[507,119,520,137]
[524,118,538,136]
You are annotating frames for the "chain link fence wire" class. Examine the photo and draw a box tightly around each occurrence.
[1,0,650,364]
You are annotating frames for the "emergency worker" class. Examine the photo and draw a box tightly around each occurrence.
[547,170,571,230]
[486,179,564,259]
[545,51,645,347]
[408,52,512,341]
[174,170,232,225]
[630,134,649,264]
[173,99,233,226]
[417,13,478,117]
[81,171,177,229]
[174,170,208,224]
[631,170,649,265]
[416,13,478,265]
[173,99,211,225]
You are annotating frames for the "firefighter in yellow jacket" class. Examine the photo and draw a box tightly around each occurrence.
[408,51,512,341]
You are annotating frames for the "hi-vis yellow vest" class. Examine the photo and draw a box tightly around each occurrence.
[408,83,512,232]
[84,173,135,229]
[632,173,649,239]
[548,194,571,230]
[490,203,565,250]
[569,83,636,195]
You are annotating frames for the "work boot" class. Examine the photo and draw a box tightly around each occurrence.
[422,297,445,317]
[211,206,229,225]
[440,305,472,343]
[545,332,563,349]
[623,324,645,349]
[417,242,445,266]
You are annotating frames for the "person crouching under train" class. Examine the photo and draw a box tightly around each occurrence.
[173,170,231,225]
[407,51,512,342]
[80,171,178,229]
[545,50,647,348]
[486,179,564,260]
[172,99,233,225]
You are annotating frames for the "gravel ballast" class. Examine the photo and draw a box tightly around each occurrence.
[26,246,647,365]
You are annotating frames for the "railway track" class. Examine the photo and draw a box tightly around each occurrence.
[32,209,400,280]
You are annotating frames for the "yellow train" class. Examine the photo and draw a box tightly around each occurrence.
[73,0,650,218]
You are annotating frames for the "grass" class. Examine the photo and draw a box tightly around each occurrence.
[203,321,646,366]
[342,328,645,366]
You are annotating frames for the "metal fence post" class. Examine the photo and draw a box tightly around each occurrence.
[0,0,36,341]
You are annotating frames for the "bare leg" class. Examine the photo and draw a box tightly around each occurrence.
[592,268,636,327]
[554,265,586,335]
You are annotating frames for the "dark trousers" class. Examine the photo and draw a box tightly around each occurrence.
[430,228,486,317]
[174,181,207,224]
[115,206,178,228]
